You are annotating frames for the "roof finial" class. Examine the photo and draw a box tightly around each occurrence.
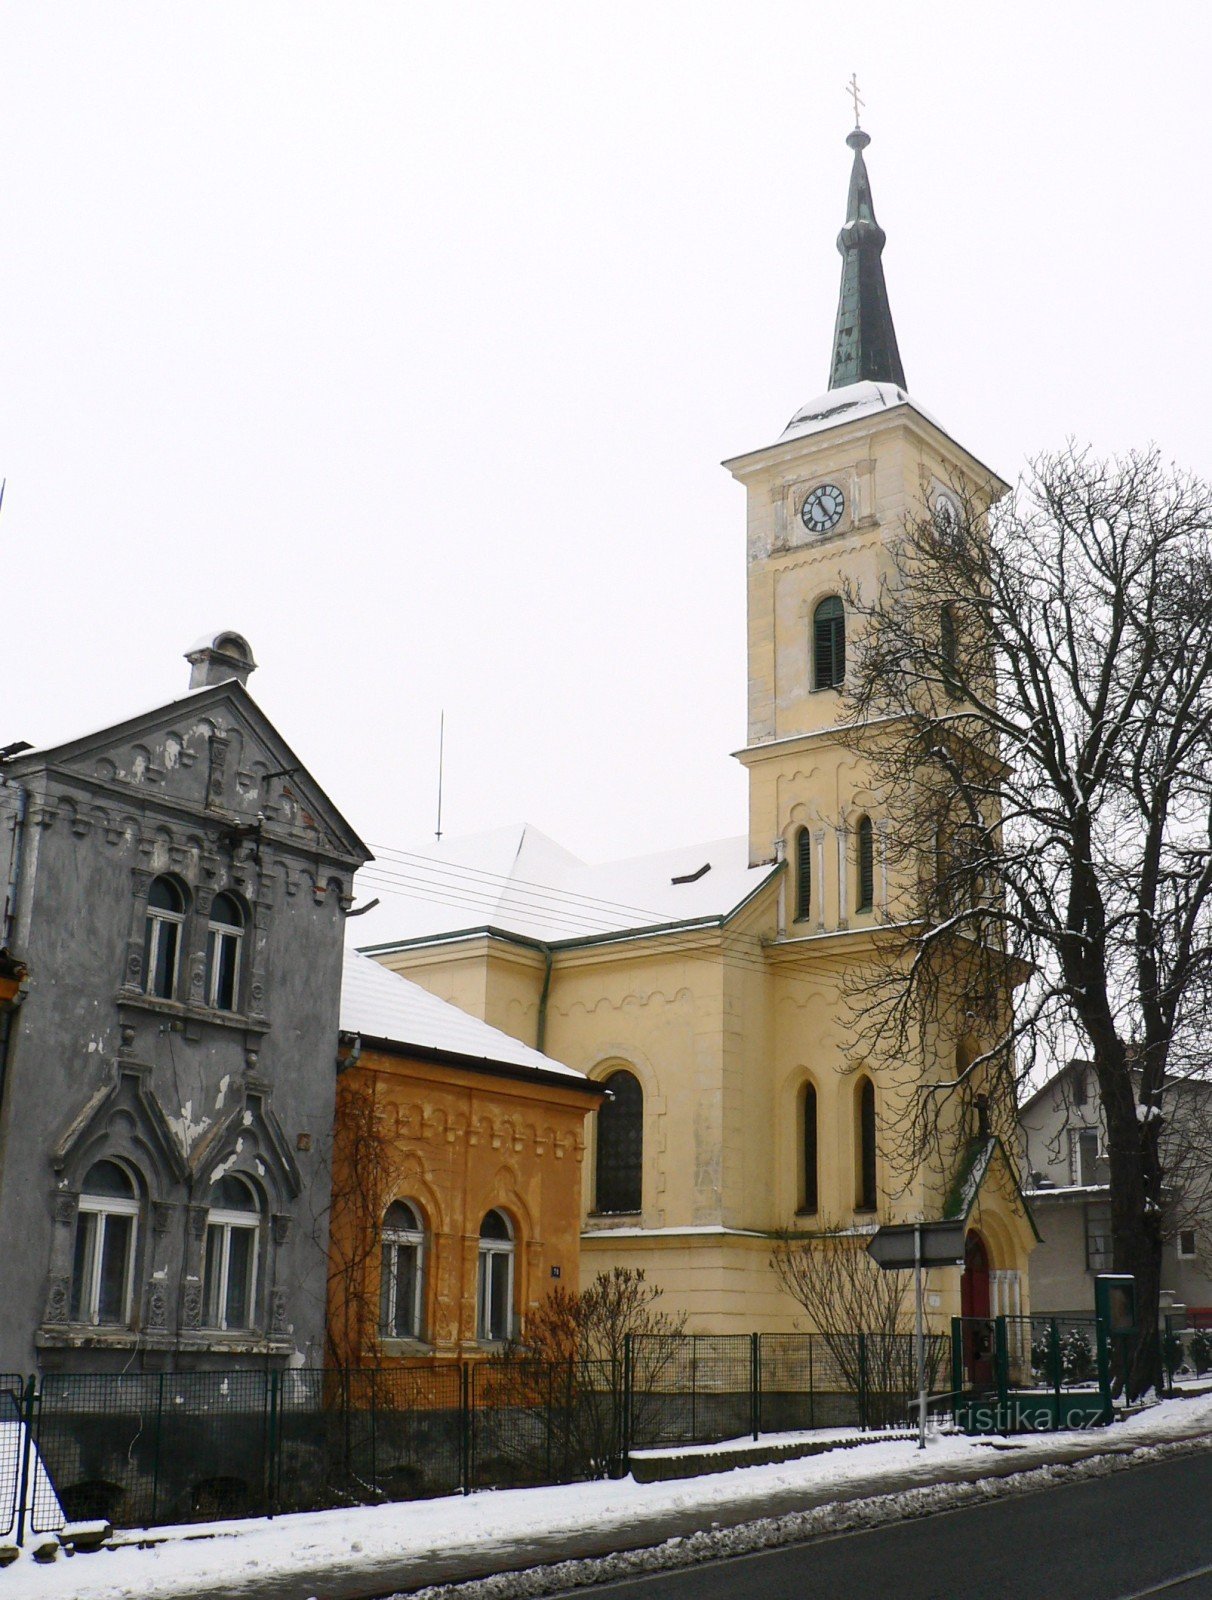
[846,72,864,130]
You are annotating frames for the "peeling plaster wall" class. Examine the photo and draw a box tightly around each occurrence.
[0,689,366,1374]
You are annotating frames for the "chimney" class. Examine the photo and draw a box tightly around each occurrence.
[185,631,257,691]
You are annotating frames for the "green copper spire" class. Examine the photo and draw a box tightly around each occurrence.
[828,126,906,390]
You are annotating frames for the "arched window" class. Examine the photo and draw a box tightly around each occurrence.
[857,1077,878,1212]
[143,876,186,1000]
[794,827,812,923]
[477,1209,515,1343]
[380,1200,426,1340]
[940,603,960,697]
[800,1082,818,1215]
[203,1174,260,1331]
[856,816,875,912]
[205,892,244,1011]
[813,597,845,690]
[595,1069,643,1214]
[71,1160,139,1326]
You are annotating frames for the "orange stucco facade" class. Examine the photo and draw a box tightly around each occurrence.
[327,1042,602,1367]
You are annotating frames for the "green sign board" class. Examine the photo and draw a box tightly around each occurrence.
[1095,1273,1136,1335]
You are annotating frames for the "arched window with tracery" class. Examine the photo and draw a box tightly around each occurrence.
[380,1200,426,1340]
[203,1174,261,1331]
[856,816,875,913]
[595,1069,643,1215]
[813,597,845,690]
[794,827,812,923]
[205,892,244,1011]
[477,1209,515,1342]
[143,876,187,999]
[71,1159,140,1326]
[856,1077,878,1212]
[800,1081,818,1215]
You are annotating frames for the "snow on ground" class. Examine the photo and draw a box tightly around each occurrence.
[6,1395,1212,1600]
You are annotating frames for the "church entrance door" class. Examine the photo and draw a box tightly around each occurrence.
[960,1230,994,1388]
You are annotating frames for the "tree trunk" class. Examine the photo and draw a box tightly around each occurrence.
[1103,1070,1164,1397]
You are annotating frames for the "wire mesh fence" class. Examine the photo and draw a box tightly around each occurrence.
[5,1333,955,1537]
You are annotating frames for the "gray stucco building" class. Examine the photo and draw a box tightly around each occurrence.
[0,632,370,1374]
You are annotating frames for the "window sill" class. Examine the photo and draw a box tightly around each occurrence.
[587,1211,642,1222]
[177,1331,294,1355]
[116,990,269,1034]
[378,1336,434,1357]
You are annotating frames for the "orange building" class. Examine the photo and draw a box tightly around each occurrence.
[328,952,603,1367]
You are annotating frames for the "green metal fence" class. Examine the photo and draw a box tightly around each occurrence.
[0,1332,953,1539]
[951,1314,1112,1431]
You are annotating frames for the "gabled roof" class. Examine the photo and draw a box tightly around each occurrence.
[353,824,778,953]
[340,950,592,1087]
[2,678,370,866]
[943,1135,1041,1242]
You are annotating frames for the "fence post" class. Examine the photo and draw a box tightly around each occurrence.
[622,1334,632,1466]
[460,1363,471,1495]
[1050,1317,1062,1429]
[14,1375,36,1548]
[266,1368,281,1517]
[858,1333,868,1431]
[750,1333,760,1441]
[151,1370,165,1526]
[950,1318,963,1426]
[994,1317,1009,1429]
[808,1333,815,1431]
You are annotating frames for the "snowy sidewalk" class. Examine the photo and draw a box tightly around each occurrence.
[6,1394,1212,1600]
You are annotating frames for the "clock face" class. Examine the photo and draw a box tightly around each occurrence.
[801,482,845,533]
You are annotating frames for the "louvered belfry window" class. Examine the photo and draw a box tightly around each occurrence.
[795,827,812,922]
[596,1069,643,1214]
[856,816,875,912]
[813,597,845,690]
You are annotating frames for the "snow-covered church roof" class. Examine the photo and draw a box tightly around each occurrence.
[777,380,945,447]
[351,823,777,953]
[340,948,588,1082]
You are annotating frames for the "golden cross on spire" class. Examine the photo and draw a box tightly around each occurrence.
[846,72,864,128]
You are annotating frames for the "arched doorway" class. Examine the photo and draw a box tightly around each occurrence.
[960,1230,994,1388]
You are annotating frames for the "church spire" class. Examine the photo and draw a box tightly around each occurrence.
[828,124,906,390]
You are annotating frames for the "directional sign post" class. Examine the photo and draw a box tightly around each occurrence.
[867,1221,967,1451]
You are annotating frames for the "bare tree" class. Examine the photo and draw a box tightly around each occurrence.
[842,444,1212,1395]
[771,1222,947,1421]
[326,1071,395,1368]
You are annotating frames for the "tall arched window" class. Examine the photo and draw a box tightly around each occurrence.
[595,1069,643,1214]
[380,1200,425,1340]
[71,1160,140,1326]
[856,1077,878,1212]
[800,1082,818,1215]
[940,603,960,697]
[477,1209,515,1342]
[813,597,845,690]
[143,876,186,999]
[856,816,875,913]
[794,827,812,923]
[204,1174,260,1331]
[205,892,244,1011]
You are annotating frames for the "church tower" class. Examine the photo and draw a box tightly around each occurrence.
[726,125,1004,919]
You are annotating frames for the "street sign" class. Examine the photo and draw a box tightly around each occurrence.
[866,1220,967,1270]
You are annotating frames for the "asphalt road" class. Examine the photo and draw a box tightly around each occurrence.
[550,1450,1212,1600]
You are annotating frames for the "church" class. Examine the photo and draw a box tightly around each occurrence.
[358,124,1037,1334]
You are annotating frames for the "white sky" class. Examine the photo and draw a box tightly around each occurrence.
[4,2,1211,881]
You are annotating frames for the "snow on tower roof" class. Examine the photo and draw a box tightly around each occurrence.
[777,380,944,447]
[351,824,777,952]
[340,949,588,1082]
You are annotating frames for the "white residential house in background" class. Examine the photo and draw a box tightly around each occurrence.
[1020,1059,1212,1324]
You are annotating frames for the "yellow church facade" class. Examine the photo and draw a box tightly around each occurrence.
[361,126,1036,1335]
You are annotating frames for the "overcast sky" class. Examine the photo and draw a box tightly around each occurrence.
[4,2,1210,886]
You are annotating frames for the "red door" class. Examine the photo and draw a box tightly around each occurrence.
[961,1231,994,1388]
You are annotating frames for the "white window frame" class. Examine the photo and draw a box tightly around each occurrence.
[204,1205,260,1331]
[205,898,244,1011]
[144,881,186,1000]
[73,1190,139,1326]
[477,1218,515,1343]
[380,1205,426,1340]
